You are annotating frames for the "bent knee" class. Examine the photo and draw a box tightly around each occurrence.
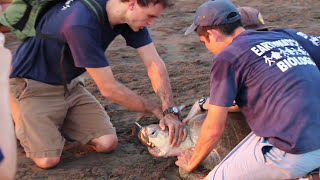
[91,134,118,153]
[32,156,60,169]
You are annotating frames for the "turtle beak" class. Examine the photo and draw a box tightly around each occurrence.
[137,126,148,145]
[136,122,146,145]
[137,127,155,148]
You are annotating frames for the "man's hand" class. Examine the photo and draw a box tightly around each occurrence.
[175,148,194,172]
[159,114,187,148]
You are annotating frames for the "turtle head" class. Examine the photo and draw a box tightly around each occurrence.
[138,124,183,158]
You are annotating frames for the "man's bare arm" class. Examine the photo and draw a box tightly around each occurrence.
[176,104,228,171]
[86,66,163,119]
[137,43,187,147]
[183,97,240,124]
[137,43,174,110]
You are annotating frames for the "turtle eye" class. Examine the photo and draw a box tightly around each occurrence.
[151,130,156,135]
[149,129,158,136]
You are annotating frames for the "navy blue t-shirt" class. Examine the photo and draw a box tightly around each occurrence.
[10,0,152,84]
[0,149,3,162]
[209,28,320,154]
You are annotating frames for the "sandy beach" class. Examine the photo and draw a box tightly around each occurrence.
[4,0,320,179]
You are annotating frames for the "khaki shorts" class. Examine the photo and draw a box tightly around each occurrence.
[9,77,116,158]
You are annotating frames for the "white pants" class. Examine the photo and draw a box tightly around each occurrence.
[206,132,320,180]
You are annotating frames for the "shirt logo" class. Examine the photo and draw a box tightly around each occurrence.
[251,38,316,72]
[297,32,320,46]
[263,51,281,66]
[62,0,74,10]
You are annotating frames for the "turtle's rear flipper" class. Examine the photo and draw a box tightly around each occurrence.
[179,151,221,180]
[201,150,222,170]
[179,167,209,180]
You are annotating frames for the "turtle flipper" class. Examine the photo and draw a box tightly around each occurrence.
[179,167,208,180]
[201,150,222,170]
[178,150,221,180]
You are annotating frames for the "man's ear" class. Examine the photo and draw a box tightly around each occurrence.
[207,29,220,42]
[128,0,136,10]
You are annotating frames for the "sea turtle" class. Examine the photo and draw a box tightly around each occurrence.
[138,112,251,179]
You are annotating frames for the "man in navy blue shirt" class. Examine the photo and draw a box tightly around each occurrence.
[176,0,320,179]
[9,0,187,169]
[181,6,273,123]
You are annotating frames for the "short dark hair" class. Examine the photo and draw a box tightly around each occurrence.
[121,0,173,8]
[196,19,242,38]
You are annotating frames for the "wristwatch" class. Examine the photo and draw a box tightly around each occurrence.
[198,97,207,112]
[163,106,179,117]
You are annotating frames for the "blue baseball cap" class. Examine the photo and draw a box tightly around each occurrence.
[184,0,241,35]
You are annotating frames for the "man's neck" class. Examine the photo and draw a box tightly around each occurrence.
[106,0,127,28]
[214,27,245,54]
[225,27,245,46]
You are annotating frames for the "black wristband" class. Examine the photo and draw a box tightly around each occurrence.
[163,106,179,117]
[198,97,207,112]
